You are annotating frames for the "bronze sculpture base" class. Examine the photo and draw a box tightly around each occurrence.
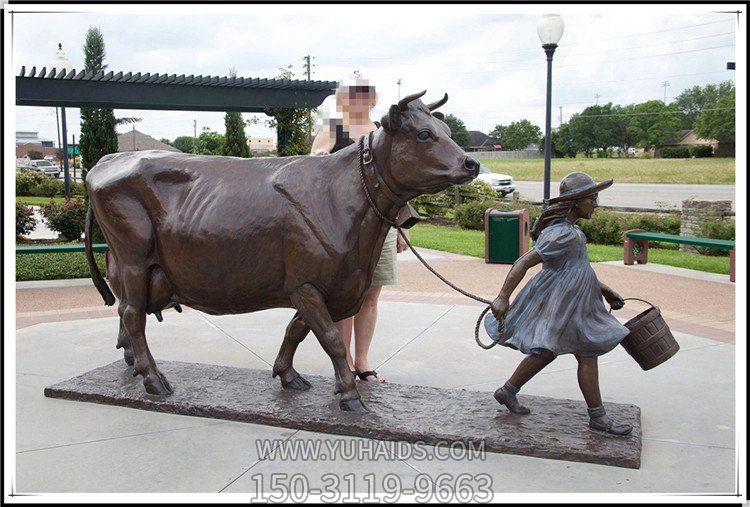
[44,361,641,468]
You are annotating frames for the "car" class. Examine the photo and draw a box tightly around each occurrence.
[474,163,516,196]
[28,159,61,178]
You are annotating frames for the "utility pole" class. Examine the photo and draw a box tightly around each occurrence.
[397,78,401,100]
[594,93,601,105]
[194,119,197,139]
[55,108,61,158]
[661,81,670,103]
[72,134,77,182]
[302,55,312,80]
[559,106,563,126]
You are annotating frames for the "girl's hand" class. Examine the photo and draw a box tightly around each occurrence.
[604,291,625,310]
[491,295,510,320]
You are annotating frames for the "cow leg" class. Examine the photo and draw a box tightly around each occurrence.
[272,312,312,390]
[120,267,173,396]
[116,302,134,366]
[290,284,367,413]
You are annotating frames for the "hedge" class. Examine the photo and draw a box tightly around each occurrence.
[661,146,690,158]
[689,145,714,158]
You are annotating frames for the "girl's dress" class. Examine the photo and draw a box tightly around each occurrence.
[485,219,629,357]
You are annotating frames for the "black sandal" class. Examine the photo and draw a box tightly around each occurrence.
[356,370,384,382]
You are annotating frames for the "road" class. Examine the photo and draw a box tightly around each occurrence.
[512,181,735,210]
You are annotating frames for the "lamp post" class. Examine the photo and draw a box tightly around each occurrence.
[537,14,564,205]
[49,43,73,197]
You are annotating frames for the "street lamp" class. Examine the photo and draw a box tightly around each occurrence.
[49,43,74,198]
[537,14,564,205]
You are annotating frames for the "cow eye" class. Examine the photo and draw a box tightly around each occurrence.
[417,130,432,141]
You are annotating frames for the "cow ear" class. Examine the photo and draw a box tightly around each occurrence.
[432,112,445,121]
[381,104,401,135]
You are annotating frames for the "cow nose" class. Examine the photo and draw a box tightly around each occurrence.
[464,156,480,177]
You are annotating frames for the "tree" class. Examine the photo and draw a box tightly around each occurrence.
[27,150,44,160]
[674,81,735,130]
[443,114,470,149]
[498,119,542,151]
[79,27,119,171]
[222,70,251,158]
[265,65,315,156]
[172,136,195,153]
[488,124,506,147]
[551,123,576,158]
[695,92,735,142]
[159,138,173,147]
[193,127,225,155]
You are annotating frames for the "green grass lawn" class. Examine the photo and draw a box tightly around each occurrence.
[409,223,730,274]
[17,196,85,206]
[478,157,735,185]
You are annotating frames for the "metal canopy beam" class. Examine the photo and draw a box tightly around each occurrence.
[16,67,337,112]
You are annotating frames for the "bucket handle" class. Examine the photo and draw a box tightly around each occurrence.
[609,297,656,313]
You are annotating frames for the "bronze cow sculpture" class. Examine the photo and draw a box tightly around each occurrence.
[84,91,479,412]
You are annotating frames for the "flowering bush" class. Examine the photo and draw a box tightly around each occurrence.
[40,197,86,241]
[16,203,37,236]
[16,169,45,196]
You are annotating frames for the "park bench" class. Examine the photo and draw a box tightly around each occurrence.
[623,229,735,282]
[16,244,109,255]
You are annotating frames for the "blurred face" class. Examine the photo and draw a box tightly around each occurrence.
[337,85,376,114]
[576,193,599,219]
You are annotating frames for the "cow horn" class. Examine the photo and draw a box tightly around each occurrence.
[398,90,427,111]
[427,93,448,111]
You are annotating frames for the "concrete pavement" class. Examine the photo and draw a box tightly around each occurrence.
[11,249,740,496]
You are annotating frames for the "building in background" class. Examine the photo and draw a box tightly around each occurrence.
[117,129,181,153]
[16,131,55,147]
[247,136,276,155]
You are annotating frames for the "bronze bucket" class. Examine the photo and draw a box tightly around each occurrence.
[615,298,679,370]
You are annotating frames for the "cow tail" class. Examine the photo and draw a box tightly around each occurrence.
[86,205,116,306]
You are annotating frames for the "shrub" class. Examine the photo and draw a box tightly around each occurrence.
[16,169,45,196]
[689,145,714,158]
[578,209,682,246]
[69,181,86,196]
[637,151,652,159]
[661,146,690,158]
[30,178,66,197]
[40,197,87,241]
[454,199,498,230]
[16,203,37,236]
[454,199,542,231]
[578,209,627,245]
[697,218,734,256]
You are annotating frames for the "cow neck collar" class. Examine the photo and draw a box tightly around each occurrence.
[358,131,405,226]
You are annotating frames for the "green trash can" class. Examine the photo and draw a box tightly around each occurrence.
[484,208,530,264]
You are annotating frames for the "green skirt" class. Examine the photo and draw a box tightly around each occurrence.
[371,228,397,286]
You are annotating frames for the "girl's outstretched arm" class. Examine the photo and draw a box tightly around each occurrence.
[599,281,625,309]
[491,249,543,320]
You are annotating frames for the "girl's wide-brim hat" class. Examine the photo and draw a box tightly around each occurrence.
[548,172,613,204]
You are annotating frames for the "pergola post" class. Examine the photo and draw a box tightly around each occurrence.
[61,106,71,198]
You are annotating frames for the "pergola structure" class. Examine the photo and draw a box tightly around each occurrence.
[16,66,338,195]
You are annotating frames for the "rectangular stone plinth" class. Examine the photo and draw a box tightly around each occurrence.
[44,361,641,468]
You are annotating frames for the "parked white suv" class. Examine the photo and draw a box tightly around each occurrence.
[29,160,61,178]
[474,163,516,197]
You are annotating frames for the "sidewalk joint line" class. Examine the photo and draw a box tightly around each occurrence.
[218,429,300,493]
[375,305,456,371]
[16,420,230,454]
[196,313,273,368]
[641,436,734,451]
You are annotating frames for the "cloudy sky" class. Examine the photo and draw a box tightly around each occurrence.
[8,3,742,146]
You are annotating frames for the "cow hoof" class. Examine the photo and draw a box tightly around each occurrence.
[274,368,312,390]
[339,398,369,413]
[282,374,312,391]
[143,371,173,396]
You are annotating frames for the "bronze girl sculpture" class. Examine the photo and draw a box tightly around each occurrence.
[485,172,632,435]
